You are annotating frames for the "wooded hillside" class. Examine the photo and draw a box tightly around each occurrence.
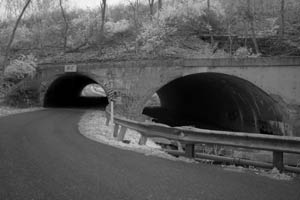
[0,0,299,66]
[0,0,299,105]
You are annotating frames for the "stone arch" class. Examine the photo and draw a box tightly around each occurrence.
[141,72,290,135]
[40,72,112,107]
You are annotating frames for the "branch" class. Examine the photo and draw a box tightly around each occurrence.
[1,0,32,73]
[100,0,107,36]
[59,0,69,51]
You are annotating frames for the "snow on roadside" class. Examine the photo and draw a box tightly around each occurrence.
[258,168,295,181]
[78,110,196,163]
[222,165,295,181]
[0,106,41,118]
[78,110,296,179]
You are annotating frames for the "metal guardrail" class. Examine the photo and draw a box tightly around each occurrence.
[106,112,300,173]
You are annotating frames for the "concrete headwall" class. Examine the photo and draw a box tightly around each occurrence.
[32,57,300,136]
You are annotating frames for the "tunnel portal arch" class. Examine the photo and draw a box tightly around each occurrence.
[143,72,288,135]
[43,73,109,108]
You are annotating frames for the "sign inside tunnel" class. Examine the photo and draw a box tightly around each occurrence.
[64,64,77,72]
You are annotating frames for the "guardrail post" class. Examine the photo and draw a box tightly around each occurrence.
[185,144,195,158]
[105,113,110,126]
[138,134,148,145]
[113,124,119,138]
[110,101,114,125]
[117,126,127,141]
[273,151,284,172]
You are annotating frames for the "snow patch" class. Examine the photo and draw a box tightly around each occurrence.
[222,165,295,181]
[78,110,297,179]
[0,106,41,118]
[222,165,246,173]
[258,168,294,181]
[78,110,197,164]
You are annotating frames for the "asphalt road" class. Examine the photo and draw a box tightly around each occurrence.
[0,109,300,200]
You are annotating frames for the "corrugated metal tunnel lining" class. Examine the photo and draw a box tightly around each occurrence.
[44,73,108,108]
[143,73,286,134]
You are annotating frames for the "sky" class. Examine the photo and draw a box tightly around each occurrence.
[71,0,125,9]
[0,0,127,20]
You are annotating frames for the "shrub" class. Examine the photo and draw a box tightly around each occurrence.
[138,18,176,53]
[5,87,39,108]
[138,0,224,54]
[105,19,132,37]
[4,54,37,84]
[234,47,261,58]
[69,10,100,46]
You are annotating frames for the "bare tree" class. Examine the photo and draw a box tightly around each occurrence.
[207,0,214,46]
[158,0,162,10]
[246,0,259,54]
[1,0,32,73]
[243,20,248,47]
[100,0,107,36]
[148,0,155,16]
[128,0,140,54]
[59,0,69,51]
[279,0,285,39]
[228,24,233,56]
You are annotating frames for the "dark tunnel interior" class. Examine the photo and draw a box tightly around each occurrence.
[143,73,284,134]
[44,74,108,108]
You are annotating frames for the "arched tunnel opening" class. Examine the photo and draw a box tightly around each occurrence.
[143,73,286,135]
[44,74,108,108]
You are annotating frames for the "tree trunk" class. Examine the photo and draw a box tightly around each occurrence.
[280,0,285,39]
[135,0,139,54]
[1,0,32,73]
[227,24,233,56]
[207,0,214,46]
[148,0,155,16]
[250,20,259,54]
[244,21,248,47]
[59,0,69,51]
[100,0,107,36]
[247,0,259,54]
[158,0,162,10]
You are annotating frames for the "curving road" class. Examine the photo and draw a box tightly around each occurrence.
[0,109,300,200]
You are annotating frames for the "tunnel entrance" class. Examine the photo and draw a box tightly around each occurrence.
[143,73,285,134]
[44,74,108,108]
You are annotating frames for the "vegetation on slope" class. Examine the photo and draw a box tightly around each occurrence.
[0,0,299,106]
